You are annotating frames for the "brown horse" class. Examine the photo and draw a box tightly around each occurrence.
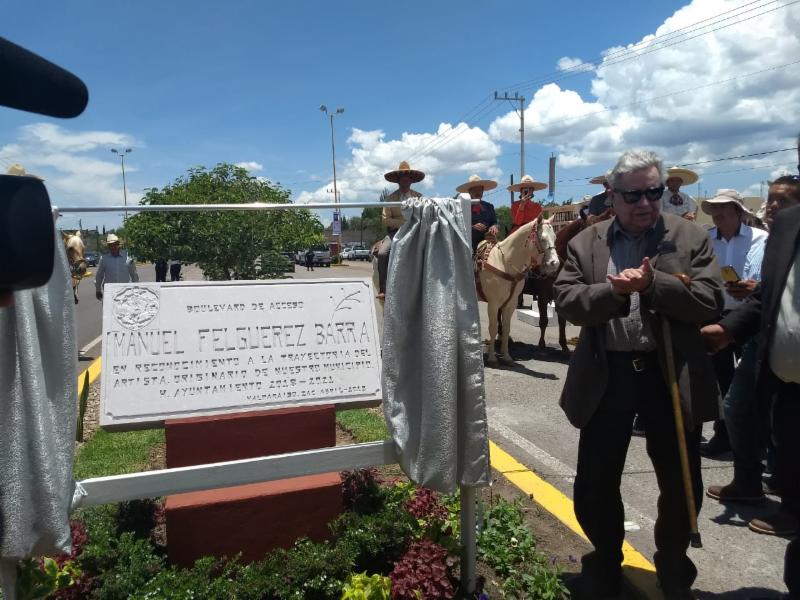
[523,208,613,353]
[62,231,86,304]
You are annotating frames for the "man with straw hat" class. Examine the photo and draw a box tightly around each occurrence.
[662,167,699,220]
[587,172,613,216]
[376,161,424,300]
[94,233,139,300]
[507,175,547,234]
[457,174,499,253]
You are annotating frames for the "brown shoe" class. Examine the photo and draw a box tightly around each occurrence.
[748,511,799,536]
[706,482,765,503]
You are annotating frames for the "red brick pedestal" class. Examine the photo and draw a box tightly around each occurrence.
[164,405,342,566]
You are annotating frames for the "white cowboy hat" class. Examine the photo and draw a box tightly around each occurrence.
[384,161,425,184]
[507,174,547,193]
[666,167,699,186]
[701,189,754,216]
[589,174,608,185]
[6,163,45,180]
[456,174,498,194]
[106,233,120,244]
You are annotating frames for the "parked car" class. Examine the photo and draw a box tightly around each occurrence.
[84,251,99,267]
[352,246,371,261]
[341,247,355,260]
[297,244,331,267]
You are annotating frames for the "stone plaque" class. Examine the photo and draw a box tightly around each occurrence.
[100,279,382,429]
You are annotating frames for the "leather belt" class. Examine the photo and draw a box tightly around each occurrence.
[607,351,658,373]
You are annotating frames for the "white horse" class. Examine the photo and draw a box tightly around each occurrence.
[62,231,86,304]
[477,214,559,365]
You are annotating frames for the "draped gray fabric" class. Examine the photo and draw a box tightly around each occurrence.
[0,213,77,568]
[382,197,490,493]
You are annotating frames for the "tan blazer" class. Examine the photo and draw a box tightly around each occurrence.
[382,188,422,231]
[554,214,725,429]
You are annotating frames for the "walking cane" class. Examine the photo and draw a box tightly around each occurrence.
[660,312,703,548]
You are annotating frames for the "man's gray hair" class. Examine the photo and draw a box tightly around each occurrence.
[607,150,666,190]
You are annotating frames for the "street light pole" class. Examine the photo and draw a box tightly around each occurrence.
[111,147,132,222]
[320,105,344,255]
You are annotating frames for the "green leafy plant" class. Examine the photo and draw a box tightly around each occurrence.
[477,499,568,599]
[341,572,391,600]
[15,557,80,600]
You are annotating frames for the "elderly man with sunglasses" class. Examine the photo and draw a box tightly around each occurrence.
[554,150,724,600]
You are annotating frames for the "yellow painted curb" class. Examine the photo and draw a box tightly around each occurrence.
[77,356,102,396]
[489,440,661,599]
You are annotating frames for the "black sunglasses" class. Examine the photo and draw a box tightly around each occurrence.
[617,185,665,204]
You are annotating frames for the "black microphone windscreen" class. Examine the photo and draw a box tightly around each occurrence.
[0,37,88,118]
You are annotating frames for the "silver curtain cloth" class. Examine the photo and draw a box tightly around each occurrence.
[382,197,490,493]
[0,213,76,568]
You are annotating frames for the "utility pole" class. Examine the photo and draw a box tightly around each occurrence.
[110,147,132,222]
[320,105,344,256]
[494,91,525,180]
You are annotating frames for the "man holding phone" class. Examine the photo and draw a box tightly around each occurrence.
[699,189,767,460]
[508,174,546,234]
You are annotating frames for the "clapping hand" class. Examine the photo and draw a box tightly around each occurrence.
[608,257,654,295]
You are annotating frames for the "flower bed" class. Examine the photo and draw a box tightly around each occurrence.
[11,468,568,599]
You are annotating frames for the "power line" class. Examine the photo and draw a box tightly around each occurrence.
[509,0,788,94]
[411,0,797,163]
[555,148,799,186]
[518,59,800,133]
[502,0,776,91]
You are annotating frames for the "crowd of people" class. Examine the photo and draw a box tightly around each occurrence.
[373,152,798,598]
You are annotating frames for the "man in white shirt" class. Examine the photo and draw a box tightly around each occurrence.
[699,190,767,459]
[95,234,139,300]
[702,179,800,594]
[661,167,698,220]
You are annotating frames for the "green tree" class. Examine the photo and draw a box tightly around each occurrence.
[495,206,512,239]
[125,163,324,280]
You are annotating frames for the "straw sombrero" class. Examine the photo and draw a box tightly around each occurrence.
[384,161,425,184]
[507,174,547,193]
[6,163,44,180]
[456,174,497,194]
[666,167,699,185]
[589,174,608,185]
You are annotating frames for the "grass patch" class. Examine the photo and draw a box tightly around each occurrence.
[74,428,165,480]
[336,408,388,443]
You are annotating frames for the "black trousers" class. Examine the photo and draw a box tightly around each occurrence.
[169,263,181,281]
[770,378,800,596]
[574,351,703,595]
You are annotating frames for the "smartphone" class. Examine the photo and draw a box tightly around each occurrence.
[721,265,741,283]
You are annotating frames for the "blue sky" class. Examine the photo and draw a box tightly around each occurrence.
[3,0,799,230]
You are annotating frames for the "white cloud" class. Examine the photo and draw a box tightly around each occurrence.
[235,161,264,172]
[556,57,594,73]
[0,123,141,212]
[489,0,800,173]
[295,123,502,203]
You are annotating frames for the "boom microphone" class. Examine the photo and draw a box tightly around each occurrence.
[0,36,88,118]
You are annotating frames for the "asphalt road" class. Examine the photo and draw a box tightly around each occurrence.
[77,259,789,597]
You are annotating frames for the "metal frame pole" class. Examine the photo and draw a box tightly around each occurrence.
[460,485,477,594]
